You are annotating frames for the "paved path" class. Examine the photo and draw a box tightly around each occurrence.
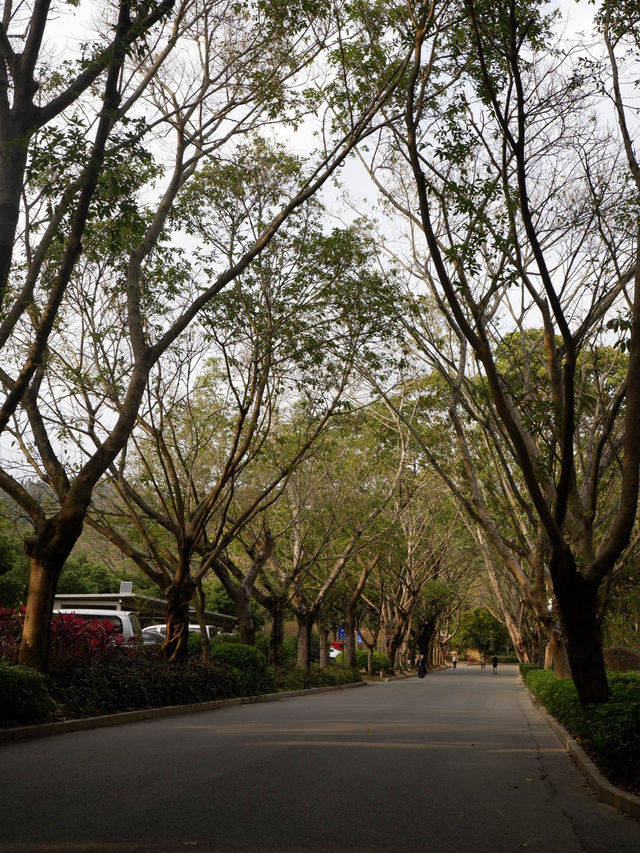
[1,664,638,852]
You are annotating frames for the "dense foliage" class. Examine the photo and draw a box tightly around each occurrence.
[335,649,393,674]
[523,667,640,792]
[0,663,57,727]
[450,608,510,656]
[0,617,362,727]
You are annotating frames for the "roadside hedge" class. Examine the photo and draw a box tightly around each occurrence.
[335,649,393,674]
[0,662,57,727]
[1,643,363,727]
[271,663,361,692]
[523,667,640,791]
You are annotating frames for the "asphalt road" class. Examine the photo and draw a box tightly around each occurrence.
[1,664,638,852]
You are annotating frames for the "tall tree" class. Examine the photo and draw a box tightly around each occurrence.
[1,0,411,672]
[348,0,640,703]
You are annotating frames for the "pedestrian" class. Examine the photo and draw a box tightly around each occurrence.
[480,654,486,670]
[492,655,498,674]
[452,652,457,670]
[417,654,427,678]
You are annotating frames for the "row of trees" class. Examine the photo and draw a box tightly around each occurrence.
[1,1,640,704]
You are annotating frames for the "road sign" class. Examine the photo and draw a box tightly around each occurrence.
[337,626,346,640]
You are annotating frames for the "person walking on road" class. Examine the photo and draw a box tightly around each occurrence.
[492,655,498,674]
[417,654,427,678]
[452,652,458,670]
[480,654,486,670]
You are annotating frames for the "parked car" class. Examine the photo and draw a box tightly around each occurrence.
[141,623,220,640]
[53,608,143,645]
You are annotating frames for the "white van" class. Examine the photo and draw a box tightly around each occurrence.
[142,623,220,640]
[53,609,143,645]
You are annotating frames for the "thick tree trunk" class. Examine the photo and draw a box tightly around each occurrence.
[551,550,609,703]
[19,512,85,672]
[316,614,330,669]
[192,585,210,663]
[236,589,255,646]
[541,613,571,678]
[0,145,30,301]
[269,605,285,667]
[296,611,313,669]
[416,618,438,669]
[344,612,357,668]
[386,632,402,673]
[164,579,195,664]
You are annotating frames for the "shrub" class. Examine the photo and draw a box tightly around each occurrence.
[524,668,640,791]
[0,662,57,727]
[46,652,242,718]
[335,649,392,673]
[0,607,130,668]
[208,642,272,695]
[603,647,640,672]
[271,664,361,692]
[281,633,321,664]
[0,606,23,663]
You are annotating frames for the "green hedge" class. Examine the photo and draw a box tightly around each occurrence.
[336,649,393,673]
[46,651,242,718]
[209,642,272,695]
[2,642,363,728]
[524,668,640,791]
[271,664,361,692]
[0,662,57,727]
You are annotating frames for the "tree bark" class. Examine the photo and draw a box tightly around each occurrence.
[316,613,330,669]
[296,610,313,669]
[164,577,195,664]
[551,549,608,703]
[19,510,86,672]
[344,612,357,668]
[268,604,285,667]
[236,587,255,646]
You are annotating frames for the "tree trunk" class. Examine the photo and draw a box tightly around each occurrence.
[269,605,285,667]
[551,550,609,703]
[192,583,210,663]
[19,512,85,672]
[386,632,402,673]
[344,612,357,668]
[416,617,438,669]
[236,588,255,646]
[164,579,195,664]
[296,610,313,669]
[317,614,330,669]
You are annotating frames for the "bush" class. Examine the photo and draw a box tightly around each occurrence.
[0,606,23,663]
[208,642,272,695]
[524,668,640,791]
[336,649,393,673]
[0,662,57,727]
[281,634,321,665]
[519,663,540,679]
[0,607,130,668]
[46,651,242,718]
[603,647,640,672]
[271,664,361,692]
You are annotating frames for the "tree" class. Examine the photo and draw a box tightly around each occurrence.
[451,607,509,656]
[0,1,411,672]
[347,0,640,703]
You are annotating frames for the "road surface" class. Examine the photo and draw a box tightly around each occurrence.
[1,664,638,852]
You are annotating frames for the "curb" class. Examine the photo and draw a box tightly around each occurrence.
[0,680,367,745]
[520,676,640,823]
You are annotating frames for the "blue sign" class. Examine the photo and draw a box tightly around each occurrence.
[337,626,346,640]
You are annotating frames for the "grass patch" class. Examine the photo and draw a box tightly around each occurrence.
[524,668,640,792]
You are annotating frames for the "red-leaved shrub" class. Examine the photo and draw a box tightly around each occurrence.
[0,607,132,667]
